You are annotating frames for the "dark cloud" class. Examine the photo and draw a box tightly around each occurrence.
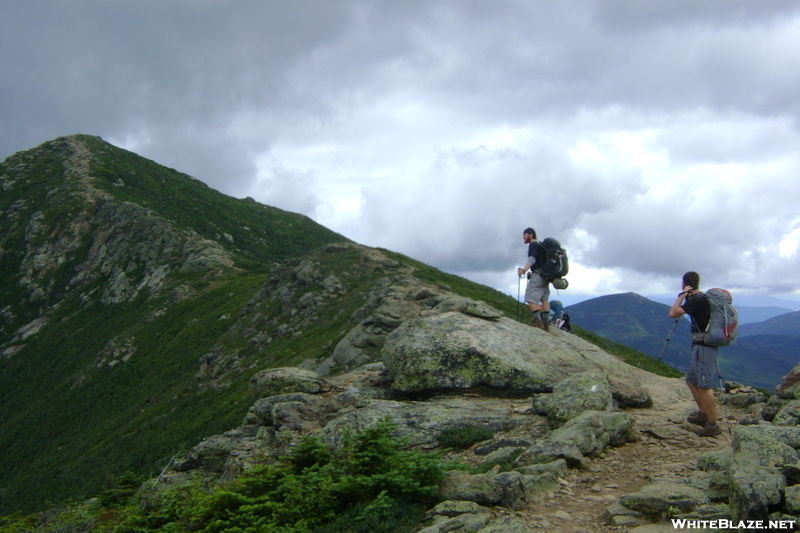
[2,0,800,298]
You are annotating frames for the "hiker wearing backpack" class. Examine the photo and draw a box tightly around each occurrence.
[518,227,550,331]
[668,271,722,437]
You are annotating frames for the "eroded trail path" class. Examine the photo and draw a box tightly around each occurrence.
[514,398,738,532]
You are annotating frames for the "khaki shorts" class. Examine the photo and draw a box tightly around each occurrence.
[525,272,550,305]
[686,344,718,389]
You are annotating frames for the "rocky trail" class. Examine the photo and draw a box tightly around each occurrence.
[457,396,743,532]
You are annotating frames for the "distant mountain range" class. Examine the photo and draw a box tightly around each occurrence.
[646,296,798,324]
[564,293,800,390]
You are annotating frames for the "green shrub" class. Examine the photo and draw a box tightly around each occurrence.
[105,417,444,533]
[436,424,495,449]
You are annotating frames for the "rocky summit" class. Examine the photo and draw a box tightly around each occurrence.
[2,135,799,532]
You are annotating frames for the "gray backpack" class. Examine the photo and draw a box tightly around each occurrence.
[692,288,738,346]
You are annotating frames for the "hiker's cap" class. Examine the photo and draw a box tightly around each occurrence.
[523,227,535,235]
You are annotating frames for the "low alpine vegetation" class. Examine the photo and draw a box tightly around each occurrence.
[0,418,448,533]
[436,423,495,449]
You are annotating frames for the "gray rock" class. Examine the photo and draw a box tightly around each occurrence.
[776,363,800,399]
[619,479,711,514]
[382,312,652,405]
[438,470,558,511]
[696,449,733,472]
[514,440,586,469]
[425,500,492,518]
[415,512,493,533]
[727,425,798,522]
[244,392,321,427]
[707,470,732,502]
[603,502,648,527]
[173,426,261,473]
[544,370,614,426]
[317,397,526,449]
[472,516,533,532]
[786,485,800,514]
[773,399,800,426]
[439,471,503,505]
[496,470,560,509]
[516,458,568,479]
[763,395,787,421]
[249,367,330,398]
[548,410,636,457]
[673,502,730,521]
[474,438,536,456]
[732,425,800,466]
[725,391,764,409]
[461,300,504,319]
[478,446,528,469]
[729,465,785,522]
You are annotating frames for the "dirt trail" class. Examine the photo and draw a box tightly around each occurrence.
[507,397,740,532]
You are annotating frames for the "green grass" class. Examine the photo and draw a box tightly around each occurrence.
[437,424,495,449]
[573,326,684,378]
[0,418,446,533]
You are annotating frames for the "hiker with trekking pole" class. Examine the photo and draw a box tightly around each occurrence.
[668,271,739,437]
[518,228,551,331]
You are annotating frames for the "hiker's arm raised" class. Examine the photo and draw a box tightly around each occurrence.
[669,286,694,318]
[669,288,692,318]
[669,302,685,319]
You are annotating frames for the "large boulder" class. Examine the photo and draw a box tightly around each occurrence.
[381,312,652,406]
[727,425,800,522]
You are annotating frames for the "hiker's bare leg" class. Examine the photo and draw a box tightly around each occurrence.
[687,382,716,422]
[528,301,544,329]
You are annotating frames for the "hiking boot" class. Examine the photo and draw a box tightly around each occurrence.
[687,411,708,425]
[539,312,550,332]
[697,423,722,437]
[531,317,545,330]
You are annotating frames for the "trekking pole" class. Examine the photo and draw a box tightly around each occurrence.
[716,357,732,434]
[657,320,679,361]
[516,275,522,322]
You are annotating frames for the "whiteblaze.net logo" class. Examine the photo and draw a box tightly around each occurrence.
[671,518,796,530]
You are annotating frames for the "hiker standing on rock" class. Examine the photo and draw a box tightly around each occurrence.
[668,271,722,437]
[518,227,550,331]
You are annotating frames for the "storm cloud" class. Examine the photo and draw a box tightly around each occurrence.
[3,0,799,301]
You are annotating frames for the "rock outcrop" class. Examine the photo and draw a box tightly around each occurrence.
[164,281,686,532]
[382,311,652,407]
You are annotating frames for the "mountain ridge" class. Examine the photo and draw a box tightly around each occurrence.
[3,135,676,514]
[0,135,353,512]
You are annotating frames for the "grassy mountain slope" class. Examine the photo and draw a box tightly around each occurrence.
[0,135,681,515]
[0,135,350,513]
[564,293,692,365]
[566,293,798,390]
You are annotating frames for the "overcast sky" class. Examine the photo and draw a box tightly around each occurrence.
[3,0,800,305]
